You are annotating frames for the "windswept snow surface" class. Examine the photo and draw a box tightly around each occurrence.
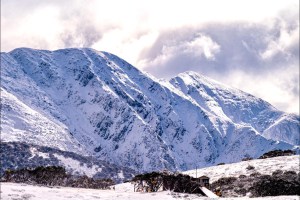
[1,47,299,172]
[1,88,84,154]
[183,155,300,183]
[1,182,205,200]
[53,154,101,177]
[1,182,299,200]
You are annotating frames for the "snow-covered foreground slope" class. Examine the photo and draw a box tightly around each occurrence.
[1,47,299,172]
[183,155,300,183]
[1,182,299,200]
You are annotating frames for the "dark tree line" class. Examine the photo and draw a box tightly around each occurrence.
[0,141,136,183]
[132,171,205,195]
[1,166,114,189]
[258,149,296,159]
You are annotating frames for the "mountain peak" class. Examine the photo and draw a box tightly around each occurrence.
[1,47,299,172]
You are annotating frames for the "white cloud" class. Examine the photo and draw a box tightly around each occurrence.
[186,34,220,60]
[260,19,299,60]
[139,20,299,114]
[92,30,159,65]
[137,33,220,70]
[1,0,298,53]
[0,0,299,114]
[217,67,299,114]
[1,5,62,50]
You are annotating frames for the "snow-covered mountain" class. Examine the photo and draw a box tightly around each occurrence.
[170,72,300,145]
[1,47,299,172]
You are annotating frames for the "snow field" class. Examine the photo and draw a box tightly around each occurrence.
[1,182,299,200]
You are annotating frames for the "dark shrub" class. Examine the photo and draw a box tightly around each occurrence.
[283,171,297,175]
[238,175,247,179]
[259,149,295,159]
[212,177,237,186]
[246,165,255,170]
[250,174,300,197]
[250,172,261,177]
[234,188,247,196]
[272,170,283,176]
[132,172,205,195]
[242,157,253,161]
[1,166,114,189]
[282,171,298,180]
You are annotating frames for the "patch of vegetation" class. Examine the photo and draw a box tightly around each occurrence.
[217,163,225,165]
[238,175,247,179]
[258,149,295,159]
[272,170,283,176]
[213,177,237,185]
[242,157,253,161]
[132,171,205,195]
[246,165,255,170]
[0,142,136,183]
[210,170,300,197]
[249,172,300,197]
[249,172,261,177]
[1,166,114,189]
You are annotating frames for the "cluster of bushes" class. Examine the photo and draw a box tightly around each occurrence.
[242,157,253,161]
[0,142,136,183]
[259,149,295,159]
[1,166,114,189]
[132,171,205,195]
[210,170,300,197]
[250,170,299,197]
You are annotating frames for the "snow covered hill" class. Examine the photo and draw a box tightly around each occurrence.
[1,47,299,172]
[183,155,300,197]
[183,155,299,183]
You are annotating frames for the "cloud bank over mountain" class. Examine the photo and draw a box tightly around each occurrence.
[1,0,299,113]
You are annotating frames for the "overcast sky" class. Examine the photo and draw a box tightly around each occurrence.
[1,0,299,114]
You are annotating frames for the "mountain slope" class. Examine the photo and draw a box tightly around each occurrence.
[170,71,300,145]
[1,47,298,172]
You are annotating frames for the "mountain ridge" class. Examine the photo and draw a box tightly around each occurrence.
[1,47,299,172]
